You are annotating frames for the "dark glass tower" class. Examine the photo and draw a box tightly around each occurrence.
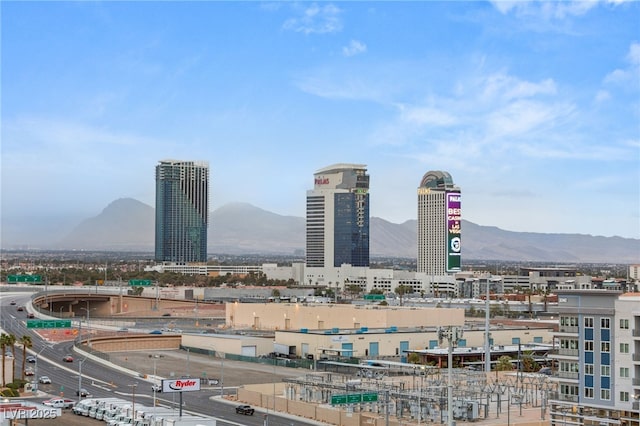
[155,160,209,263]
[306,164,370,268]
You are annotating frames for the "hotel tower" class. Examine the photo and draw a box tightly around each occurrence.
[306,164,370,268]
[155,159,209,263]
[417,170,461,275]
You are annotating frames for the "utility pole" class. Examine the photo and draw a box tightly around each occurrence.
[438,326,463,426]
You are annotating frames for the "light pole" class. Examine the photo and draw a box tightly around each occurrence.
[438,326,463,426]
[77,358,86,403]
[33,346,49,392]
[129,383,138,418]
[150,354,163,412]
[80,303,95,348]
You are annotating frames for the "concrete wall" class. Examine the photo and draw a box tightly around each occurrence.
[226,303,464,330]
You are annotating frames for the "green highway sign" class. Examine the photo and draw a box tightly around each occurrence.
[129,279,153,286]
[27,320,72,329]
[7,275,42,283]
[331,392,378,405]
[364,294,385,301]
[331,395,347,405]
[362,392,378,402]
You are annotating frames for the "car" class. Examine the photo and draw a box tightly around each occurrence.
[9,301,16,305]
[27,313,35,318]
[17,306,24,311]
[26,356,36,363]
[118,327,129,332]
[539,367,552,376]
[39,376,52,384]
[4,351,13,359]
[148,330,163,335]
[63,354,74,362]
[43,398,74,409]
[24,367,35,376]
[235,405,254,415]
[151,383,162,392]
[75,388,92,397]
[162,313,171,317]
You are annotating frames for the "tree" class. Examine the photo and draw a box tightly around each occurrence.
[0,333,9,386]
[496,355,514,371]
[19,335,32,382]
[395,285,413,307]
[521,351,539,372]
[6,334,17,382]
[271,289,281,298]
[407,352,421,364]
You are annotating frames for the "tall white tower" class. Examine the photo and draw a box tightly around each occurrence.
[417,171,461,275]
[306,163,370,268]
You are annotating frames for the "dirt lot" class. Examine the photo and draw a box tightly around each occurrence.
[14,410,102,426]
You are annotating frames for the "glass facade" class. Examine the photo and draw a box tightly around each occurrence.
[334,192,369,267]
[155,160,209,263]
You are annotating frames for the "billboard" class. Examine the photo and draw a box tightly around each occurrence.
[446,192,461,272]
[161,378,201,393]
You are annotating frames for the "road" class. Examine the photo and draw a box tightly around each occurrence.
[1,291,320,426]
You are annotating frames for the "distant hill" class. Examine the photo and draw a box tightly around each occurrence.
[4,198,639,264]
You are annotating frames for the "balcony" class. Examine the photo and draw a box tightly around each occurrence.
[548,391,579,403]
[633,329,640,337]
[558,348,579,357]
[633,378,640,386]
[557,371,579,380]
[559,326,578,334]
[633,354,640,362]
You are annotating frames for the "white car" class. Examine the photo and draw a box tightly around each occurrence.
[39,376,52,384]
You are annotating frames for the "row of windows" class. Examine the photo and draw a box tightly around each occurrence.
[584,340,610,352]
[583,388,610,400]
[583,317,630,329]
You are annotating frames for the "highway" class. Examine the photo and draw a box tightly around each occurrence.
[0,290,321,426]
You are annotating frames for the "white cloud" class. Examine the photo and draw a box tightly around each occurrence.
[594,89,611,102]
[482,73,557,101]
[342,40,367,57]
[282,3,343,35]
[604,42,640,87]
[489,0,603,19]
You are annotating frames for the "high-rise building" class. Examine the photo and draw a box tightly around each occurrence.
[306,163,370,268]
[417,170,461,275]
[155,160,209,263]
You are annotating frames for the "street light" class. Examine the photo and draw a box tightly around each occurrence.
[33,346,49,392]
[149,354,163,412]
[128,383,138,418]
[77,358,86,403]
[79,302,95,348]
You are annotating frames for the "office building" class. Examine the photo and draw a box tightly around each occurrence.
[155,159,209,263]
[417,170,461,275]
[306,163,370,268]
[549,289,639,426]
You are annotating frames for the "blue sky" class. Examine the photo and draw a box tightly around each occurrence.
[2,1,639,240]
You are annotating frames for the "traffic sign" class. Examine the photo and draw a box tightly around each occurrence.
[331,392,378,405]
[363,294,385,301]
[362,392,378,402]
[7,275,42,283]
[27,320,72,329]
[129,279,153,286]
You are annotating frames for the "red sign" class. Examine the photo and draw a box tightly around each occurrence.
[315,177,329,185]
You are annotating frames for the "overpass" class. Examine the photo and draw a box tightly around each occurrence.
[32,291,224,319]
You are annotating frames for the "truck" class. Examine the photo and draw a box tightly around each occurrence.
[89,398,126,419]
[73,398,100,416]
[148,416,216,426]
[42,398,75,409]
[95,399,129,421]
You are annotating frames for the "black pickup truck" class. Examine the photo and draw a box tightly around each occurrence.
[235,405,255,415]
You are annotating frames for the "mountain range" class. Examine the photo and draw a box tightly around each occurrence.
[4,198,639,264]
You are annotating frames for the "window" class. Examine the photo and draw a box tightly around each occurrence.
[601,342,610,353]
[601,389,610,400]
[584,317,594,328]
[620,343,629,353]
[584,387,594,399]
[584,340,594,351]
[620,392,629,402]
[620,367,630,378]
[600,318,610,329]
[620,318,629,329]
[601,365,610,377]
[585,364,594,375]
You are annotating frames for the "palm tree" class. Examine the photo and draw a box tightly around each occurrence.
[0,333,9,386]
[6,334,17,382]
[19,335,32,382]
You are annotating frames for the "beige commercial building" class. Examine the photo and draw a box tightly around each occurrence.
[226,302,464,331]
